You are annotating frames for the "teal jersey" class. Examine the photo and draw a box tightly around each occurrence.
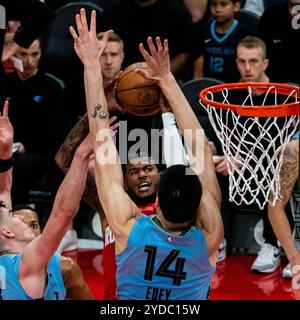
[116,215,215,300]
[0,252,66,300]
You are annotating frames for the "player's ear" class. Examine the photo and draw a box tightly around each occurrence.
[263,58,269,71]
[1,227,14,239]
[124,176,128,191]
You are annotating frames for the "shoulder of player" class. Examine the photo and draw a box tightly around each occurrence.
[283,140,299,160]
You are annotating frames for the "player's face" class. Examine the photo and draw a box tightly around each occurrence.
[100,41,124,81]
[14,209,41,238]
[236,46,269,82]
[124,157,159,199]
[0,207,35,242]
[210,0,240,22]
[14,40,41,77]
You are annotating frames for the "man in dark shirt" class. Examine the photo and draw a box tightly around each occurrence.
[97,0,193,77]
[259,0,300,84]
[0,0,53,107]
[6,38,63,204]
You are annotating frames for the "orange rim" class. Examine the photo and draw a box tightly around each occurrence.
[199,82,299,117]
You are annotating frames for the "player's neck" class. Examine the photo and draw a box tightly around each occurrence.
[155,210,190,236]
[1,240,24,254]
[215,18,235,34]
[258,74,269,83]
[17,68,38,81]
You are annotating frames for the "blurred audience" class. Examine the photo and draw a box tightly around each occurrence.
[6,38,63,204]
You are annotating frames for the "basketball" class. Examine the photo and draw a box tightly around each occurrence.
[115,62,161,116]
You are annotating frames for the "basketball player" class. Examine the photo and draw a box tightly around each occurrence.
[55,83,188,300]
[268,131,300,280]
[12,205,94,299]
[0,102,93,299]
[70,9,223,299]
[193,0,248,82]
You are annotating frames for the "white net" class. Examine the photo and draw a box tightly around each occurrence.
[200,84,299,210]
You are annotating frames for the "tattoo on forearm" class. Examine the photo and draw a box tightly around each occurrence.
[91,103,101,118]
[91,103,107,120]
[56,114,89,169]
[279,145,299,203]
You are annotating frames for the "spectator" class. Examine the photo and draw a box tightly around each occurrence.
[0,0,53,107]
[97,0,193,78]
[6,38,63,204]
[193,0,249,82]
[259,0,300,84]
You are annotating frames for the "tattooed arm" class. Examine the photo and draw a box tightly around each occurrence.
[268,139,300,267]
[55,113,102,213]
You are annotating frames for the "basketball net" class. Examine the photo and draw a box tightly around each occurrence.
[199,83,299,210]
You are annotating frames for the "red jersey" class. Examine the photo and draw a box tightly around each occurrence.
[102,202,156,300]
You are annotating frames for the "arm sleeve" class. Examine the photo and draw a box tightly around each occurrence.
[7,0,54,48]
[162,112,188,167]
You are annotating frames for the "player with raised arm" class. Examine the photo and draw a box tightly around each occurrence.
[70,8,223,299]
[0,101,93,299]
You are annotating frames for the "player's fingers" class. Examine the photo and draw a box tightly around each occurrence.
[80,8,88,34]
[3,100,9,117]
[156,37,164,56]
[135,68,150,81]
[69,26,79,41]
[75,14,83,36]
[109,115,118,125]
[111,123,119,133]
[100,30,113,54]
[163,39,169,59]
[147,36,160,60]
[90,10,97,35]
[139,43,152,64]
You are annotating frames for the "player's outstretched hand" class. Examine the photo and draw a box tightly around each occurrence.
[136,36,172,83]
[69,8,112,66]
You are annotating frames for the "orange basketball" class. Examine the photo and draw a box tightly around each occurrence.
[115,62,161,116]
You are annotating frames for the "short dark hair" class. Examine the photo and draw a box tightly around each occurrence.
[12,205,38,215]
[158,165,202,223]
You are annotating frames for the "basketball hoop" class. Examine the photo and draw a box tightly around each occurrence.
[199,82,299,209]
